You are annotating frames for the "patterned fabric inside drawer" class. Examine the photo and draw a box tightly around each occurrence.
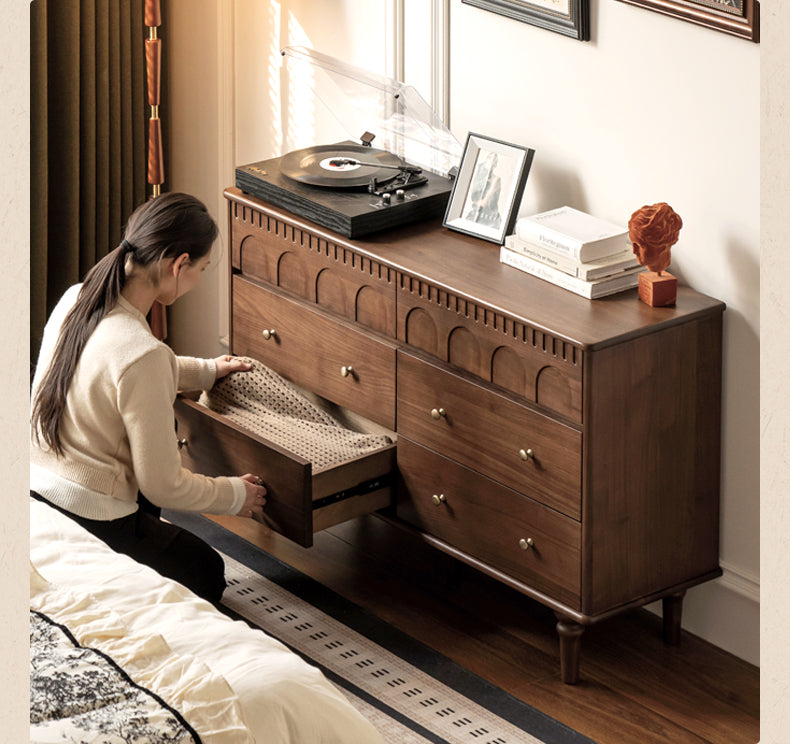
[199,358,392,473]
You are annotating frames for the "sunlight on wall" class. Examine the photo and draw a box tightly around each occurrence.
[234,0,387,164]
[282,13,317,154]
[250,3,321,158]
[267,2,284,154]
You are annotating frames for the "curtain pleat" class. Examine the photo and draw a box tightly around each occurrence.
[79,0,97,273]
[30,0,147,370]
[45,2,81,309]
[30,1,49,365]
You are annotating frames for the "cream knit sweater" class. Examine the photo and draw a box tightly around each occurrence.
[30,285,247,521]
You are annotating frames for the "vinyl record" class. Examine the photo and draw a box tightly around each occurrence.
[280,144,404,189]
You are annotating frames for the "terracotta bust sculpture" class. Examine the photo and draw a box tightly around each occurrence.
[628,202,683,274]
[628,202,683,306]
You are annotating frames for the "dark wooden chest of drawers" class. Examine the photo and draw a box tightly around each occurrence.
[177,187,724,683]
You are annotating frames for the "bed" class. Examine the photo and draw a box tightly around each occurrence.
[29,495,386,744]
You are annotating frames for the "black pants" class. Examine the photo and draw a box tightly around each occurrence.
[31,491,227,605]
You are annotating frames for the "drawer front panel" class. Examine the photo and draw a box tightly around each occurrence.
[229,197,397,337]
[174,396,313,546]
[397,351,582,519]
[232,276,396,430]
[398,277,583,423]
[397,438,581,607]
[175,397,396,548]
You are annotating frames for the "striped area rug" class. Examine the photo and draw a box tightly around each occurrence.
[166,512,596,744]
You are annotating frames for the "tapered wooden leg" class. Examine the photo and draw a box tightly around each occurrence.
[555,614,585,684]
[662,591,685,645]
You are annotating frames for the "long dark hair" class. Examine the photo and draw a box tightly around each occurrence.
[31,192,219,456]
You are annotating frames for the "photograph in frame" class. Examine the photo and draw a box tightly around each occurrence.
[443,133,535,245]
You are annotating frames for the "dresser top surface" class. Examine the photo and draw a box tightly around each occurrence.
[226,188,725,350]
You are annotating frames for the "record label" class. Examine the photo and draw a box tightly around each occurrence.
[320,157,361,172]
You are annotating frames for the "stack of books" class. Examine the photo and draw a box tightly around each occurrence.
[500,206,644,299]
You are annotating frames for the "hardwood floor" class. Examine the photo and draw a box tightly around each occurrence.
[208,512,759,744]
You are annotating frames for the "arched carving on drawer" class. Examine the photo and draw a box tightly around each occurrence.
[536,365,580,421]
[277,251,311,298]
[404,307,440,357]
[491,346,531,402]
[238,234,274,284]
[447,326,483,378]
[355,285,391,335]
[315,267,354,319]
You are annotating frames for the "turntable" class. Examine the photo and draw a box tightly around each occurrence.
[235,47,463,238]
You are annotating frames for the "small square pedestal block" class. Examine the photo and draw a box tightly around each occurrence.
[638,271,677,307]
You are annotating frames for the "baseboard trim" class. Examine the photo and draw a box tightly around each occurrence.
[646,564,759,666]
[719,560,760,603]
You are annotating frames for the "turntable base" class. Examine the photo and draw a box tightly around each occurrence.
[235,142,453,238]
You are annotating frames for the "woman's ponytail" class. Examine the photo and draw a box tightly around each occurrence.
[31,192,218,456]
[31,244,130,455]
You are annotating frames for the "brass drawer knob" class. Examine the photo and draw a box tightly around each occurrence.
[430,407,447,420]
[519,537,534,550]
[341,365,354,377]
[519,448,535,461]
[177,438,188,449]
[261,329,277,340]
[431,493,446,506]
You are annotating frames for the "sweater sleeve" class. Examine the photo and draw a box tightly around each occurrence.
[176,355,217,392]
[118,347,246,515]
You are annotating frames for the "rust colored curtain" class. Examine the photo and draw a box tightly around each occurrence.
[30,0,148,370]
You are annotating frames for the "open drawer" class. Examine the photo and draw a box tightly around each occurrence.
[174,395,396,547]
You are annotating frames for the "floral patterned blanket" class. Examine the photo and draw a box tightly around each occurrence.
[30,609,200,744]
[30,496,386,744]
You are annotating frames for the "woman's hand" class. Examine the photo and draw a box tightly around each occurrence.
[237,473,267,519]
[215,355,252,380]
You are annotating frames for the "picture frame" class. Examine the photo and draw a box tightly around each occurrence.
[443,133,535,245]
[616,0,759,42]
[462,0,590,41]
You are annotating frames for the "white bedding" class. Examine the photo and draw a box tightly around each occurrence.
[29,497,386,744]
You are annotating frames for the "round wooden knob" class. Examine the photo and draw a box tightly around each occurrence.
[261,329,276,340]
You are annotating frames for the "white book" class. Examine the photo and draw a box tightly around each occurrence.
[504,234,639,281]
[515,206,630,262]
[500,245,644,299]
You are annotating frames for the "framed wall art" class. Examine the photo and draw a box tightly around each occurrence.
[461,0,590,41]
[616,0,759,42]
[443,133,535,245]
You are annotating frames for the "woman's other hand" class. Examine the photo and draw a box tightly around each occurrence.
[215,355,252,380]
[237,473,267,519]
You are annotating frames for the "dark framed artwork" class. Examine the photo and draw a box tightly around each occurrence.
[462,0,590,41]
[443,133,535,245]
[616,0,759,42]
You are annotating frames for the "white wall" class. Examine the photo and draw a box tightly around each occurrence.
[447,0,760,666]
[165,0,759,666]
